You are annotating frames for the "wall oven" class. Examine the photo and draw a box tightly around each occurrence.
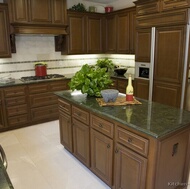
[135,62,150,80]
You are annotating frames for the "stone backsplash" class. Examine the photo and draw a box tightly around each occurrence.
[0,35,135,79]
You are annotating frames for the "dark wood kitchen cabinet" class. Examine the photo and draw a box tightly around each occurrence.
[114,143,147,189]
[134,78,149,100]
[90,114,114,187]
[72,106,90,167]
[0,3,11,58]
[57,93,190,189]
[3,85,29,128]
[90,129,113,186]
[59,99,73,152]
[153,25,186,107]
[160,0,190,11]
[64,11,103,54]
[105,7,136,54]
[135,28,151,62]
[29,80,69,123]
[5,0,67,24]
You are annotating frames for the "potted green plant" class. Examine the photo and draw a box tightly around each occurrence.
[96,58,115,72]
[69,64,113,97]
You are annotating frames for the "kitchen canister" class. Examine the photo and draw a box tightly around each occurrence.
[105,6,113,13]
[89,6,97,12]
[35,63,47,76]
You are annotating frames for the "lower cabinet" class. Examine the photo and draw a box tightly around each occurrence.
[134,78,149,100]
[59,110,73,152]
[114,143,147,189]
[90,129,113,186]
[73,118,90,167]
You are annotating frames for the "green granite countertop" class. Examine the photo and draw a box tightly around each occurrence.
[55,90,190,139]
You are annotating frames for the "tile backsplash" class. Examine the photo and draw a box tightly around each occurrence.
[0,35,135,79]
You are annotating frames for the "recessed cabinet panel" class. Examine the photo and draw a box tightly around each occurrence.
[29,0,51,23]
[135,28,151,62]
[154,26,185,83]
[114,143,147,189]
[134,79,149,100]
[11,0,28,22]
[67,14,86,54]
[161,0,189,11]
[153,81,181,107]
[105,15,116,53]
[0,4,11,58]
[117,12,130,53]
[87,15,103,53]
[91,129,113,186]
[52,0,67,24]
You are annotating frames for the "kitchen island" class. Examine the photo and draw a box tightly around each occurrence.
[55,90,190,189]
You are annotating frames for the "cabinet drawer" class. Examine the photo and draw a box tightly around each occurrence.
[6,104,28,117]
[8,114,29,127]
[5,96,27,106]
[72,106,89,125]
[28,83,49,94]
[49,80,69,91]
[4,86,26,97]
[31,104,58,122]
[91,114,114,138]
[136,1,160,16]
[58,99,71,115]
[116,126,149,157]
[30,93,58,108]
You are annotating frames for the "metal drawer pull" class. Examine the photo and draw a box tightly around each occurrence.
[0,145,8,169]
[99,123,103,128]
[128,137,133,143]
[107,144,110,148]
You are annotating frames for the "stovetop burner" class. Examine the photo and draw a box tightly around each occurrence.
[20,74,65,82]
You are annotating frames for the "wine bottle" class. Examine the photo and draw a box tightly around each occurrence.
[126,74,134,101]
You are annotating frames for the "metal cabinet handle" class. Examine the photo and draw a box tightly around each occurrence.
[128,137,133,143]
[0,145,8,169]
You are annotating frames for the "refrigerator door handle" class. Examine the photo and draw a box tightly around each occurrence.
[0,145,8,169]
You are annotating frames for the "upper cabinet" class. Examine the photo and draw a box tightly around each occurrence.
[161,0,190,11]
[4,0,67,34]
[105,7,136,54]
[0,3,11,58]
[136,0,190,16]
[64,7,136,55]
[63,10,104,55]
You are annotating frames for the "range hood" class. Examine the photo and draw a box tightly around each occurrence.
[11,23,68,35]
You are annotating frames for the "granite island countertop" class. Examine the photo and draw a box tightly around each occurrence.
[55,90,190,139]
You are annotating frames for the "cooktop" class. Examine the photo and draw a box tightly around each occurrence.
[20,74,65,82]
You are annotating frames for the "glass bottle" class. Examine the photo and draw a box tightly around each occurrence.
[126,74,134,101]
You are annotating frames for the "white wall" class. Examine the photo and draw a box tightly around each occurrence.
[0,0,135,79]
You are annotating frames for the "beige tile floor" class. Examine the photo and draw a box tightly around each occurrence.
[0,120,110,189]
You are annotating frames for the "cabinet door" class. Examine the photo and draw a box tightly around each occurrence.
[59,111,73,152]
[91,129,113,186]
[105,14,116,53]
[154,26,185,84]
[87,15,103,54]
[0,4,11,58]
[9,0,29,22]
[52,0,67,24]
[134,78,149,100]
[114,143,147,189]
[129,10,136,54]
[161,0,189,11]
[0,91,4,128]
[135,28,151,62]
[153,80,181,107]
[29,0,51,23]
[67,13,87,54]
[73,118,90,167]
[116,12,130,54]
